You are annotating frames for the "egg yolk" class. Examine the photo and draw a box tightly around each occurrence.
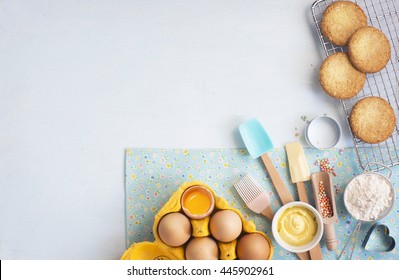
[183,190,211,215]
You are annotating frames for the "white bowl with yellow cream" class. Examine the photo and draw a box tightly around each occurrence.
[271,201,324,253]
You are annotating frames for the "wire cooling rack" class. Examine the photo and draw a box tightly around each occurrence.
[311,0,399,171]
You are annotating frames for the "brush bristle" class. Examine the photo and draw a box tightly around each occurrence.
[234,174,265,204]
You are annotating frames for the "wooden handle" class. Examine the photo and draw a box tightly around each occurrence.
[325,223,338,251]
[296,181,308,203]
[260,153,294,204]
[260,205,274,221]
[296,182,323,260]
[296,251,311,260]
[260,153,313,260]
[309,244,323,260]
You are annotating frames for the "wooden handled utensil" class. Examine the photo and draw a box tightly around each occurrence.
[286,142,323,260]
[239,119,310,260]
[234,174,274,221]
[239,119,295,205]
[311,171,339,251]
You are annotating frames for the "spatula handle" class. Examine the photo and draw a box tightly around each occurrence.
[296,251,311,260]
[260,153,312,260]
[296,182,323,260]
[296,181,309,203]
[260,153,294,204]
[309,244,323,260]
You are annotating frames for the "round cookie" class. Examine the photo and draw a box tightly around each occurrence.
[349,97,396,144]
[319,52,366,99]
[348,26,391,73]
[321,1,367,46]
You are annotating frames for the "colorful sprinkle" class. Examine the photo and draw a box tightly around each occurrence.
[125,148,397,259]
[318,181,333,218]
[315,158,337,176]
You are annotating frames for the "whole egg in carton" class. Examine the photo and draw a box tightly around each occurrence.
[121,180,274,260]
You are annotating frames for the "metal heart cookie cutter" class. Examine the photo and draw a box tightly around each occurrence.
[362,223,396,252]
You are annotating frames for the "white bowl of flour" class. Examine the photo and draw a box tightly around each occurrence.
[344,172,394,222]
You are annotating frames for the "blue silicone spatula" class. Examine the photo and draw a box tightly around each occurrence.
[239,119,294,205]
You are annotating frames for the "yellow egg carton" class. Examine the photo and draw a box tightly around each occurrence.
[121,180,274,260]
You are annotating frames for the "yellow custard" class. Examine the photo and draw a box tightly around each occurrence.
[277,206,317,246]
[183,187,212,215]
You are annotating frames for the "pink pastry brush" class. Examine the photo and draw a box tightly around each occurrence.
[234,174,274,221]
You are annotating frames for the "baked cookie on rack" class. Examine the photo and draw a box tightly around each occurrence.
[321,1,367,46]
[319,52,366,99]
[349,96,396,144]
[348,26,391,73]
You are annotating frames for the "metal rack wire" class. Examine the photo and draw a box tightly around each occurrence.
[311,0,399,171]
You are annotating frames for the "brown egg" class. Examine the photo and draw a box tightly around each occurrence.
[185,237,219,260]
[210,210,242,242]
[237,233,270,260]
[157,212,191,247]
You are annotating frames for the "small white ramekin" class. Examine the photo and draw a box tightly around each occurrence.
[271,201,324,253]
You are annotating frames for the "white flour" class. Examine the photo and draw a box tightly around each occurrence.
[344,173,393,221]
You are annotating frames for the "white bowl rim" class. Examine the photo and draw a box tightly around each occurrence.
[305,116,342,150]
[271,201,324,253]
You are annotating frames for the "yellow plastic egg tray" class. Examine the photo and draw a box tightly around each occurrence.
[121,180,274,260]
